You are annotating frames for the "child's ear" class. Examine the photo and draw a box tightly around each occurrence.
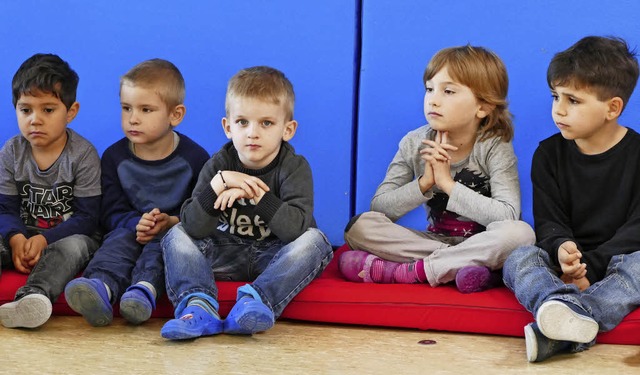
[476,102,495,120]
[221,117,232,139]
[169,104,186,126]
[606,97,624,120]
[282,120,298,141]
[66,102,80,123]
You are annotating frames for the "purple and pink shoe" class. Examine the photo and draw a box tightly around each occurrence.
[455,266,503,293]
[338,250,397,283]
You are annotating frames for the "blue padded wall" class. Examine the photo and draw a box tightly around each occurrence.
[356,0,640,229]
[0,1,358,245]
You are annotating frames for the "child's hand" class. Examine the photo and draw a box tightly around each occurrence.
[558,241,587,279]
[9,234,31,273]
[421,131,458,194]
[210,171,270,198]
[418,160,435,194]
[23,234,47,268]
[136,208,177,244]
[560,272,591,292]
[214,186,267,210]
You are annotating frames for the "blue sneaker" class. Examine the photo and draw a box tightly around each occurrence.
[161,306,223,340]
[119,284,156,325]
[536,300,599,343]
[525,322,572,362]
[65,277,113,327]
[224,297,275,335]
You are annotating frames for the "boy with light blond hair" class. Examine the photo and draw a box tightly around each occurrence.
[160,66,333,340]
[64,59,209,326]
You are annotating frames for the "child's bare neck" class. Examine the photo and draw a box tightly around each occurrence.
[132,131,177,161]
[575,122,627,155]
[31,134,68,171]
[445,131,476,163]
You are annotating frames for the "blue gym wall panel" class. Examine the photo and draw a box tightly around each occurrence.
[0,1,358,245]
[356,0,640,230]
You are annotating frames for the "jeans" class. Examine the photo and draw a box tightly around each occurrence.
[0,234,99,302]
[82,228,165,301]
[503,245,640,349]
[162,224,333,318]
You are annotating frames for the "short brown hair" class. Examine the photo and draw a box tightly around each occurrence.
[423,45,513,142]
[225,66,295,121]
[547,36,639,112]
[120,58,185,110]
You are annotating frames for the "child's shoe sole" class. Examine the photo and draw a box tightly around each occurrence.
[536,300,598,343]
[65,279,113,327]
[0,294,52,328]
[224,298,275,335]
[119,286,154,325]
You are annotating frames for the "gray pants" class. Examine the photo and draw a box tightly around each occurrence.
[0,234,99,302]
[344,211,535,286]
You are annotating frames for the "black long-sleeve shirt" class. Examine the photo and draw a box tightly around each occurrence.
[532,128,640,284]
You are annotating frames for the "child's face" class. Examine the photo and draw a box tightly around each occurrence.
[15,91,78,151]
[424,67,487,135]
[222,96,297,169]
[120,82,182,148]
[551,84,615,143]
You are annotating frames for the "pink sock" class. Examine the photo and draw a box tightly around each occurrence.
[370,258,388,282]
[393,260,427,284]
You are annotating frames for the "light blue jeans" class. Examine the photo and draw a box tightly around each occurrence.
[503,245,640,349]
[161,224,333,318]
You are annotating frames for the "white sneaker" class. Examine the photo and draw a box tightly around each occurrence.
[0,294,52,328]
[536,300,598,343]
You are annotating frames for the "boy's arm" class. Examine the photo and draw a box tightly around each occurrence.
[100,148,141,232]
[0,141,28,241]
[253,156,314,243]
[580,193,640,284]
[445,139,521,226]
[180,158,225,238]
[531,145,575,266]
[0,193,29,241]
[370,135,431,221]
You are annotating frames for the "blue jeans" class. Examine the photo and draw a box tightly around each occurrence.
[0,234,99,302]
[162,224,333,318]
[503,245,640,349]
[82,228,165,301]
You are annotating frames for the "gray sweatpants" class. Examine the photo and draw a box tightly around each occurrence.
[344,211,535,286]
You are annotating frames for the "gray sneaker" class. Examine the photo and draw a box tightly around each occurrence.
[0,294,52,328]
[536,300,598,343]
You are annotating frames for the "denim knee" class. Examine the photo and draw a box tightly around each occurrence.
[503,245,541,289]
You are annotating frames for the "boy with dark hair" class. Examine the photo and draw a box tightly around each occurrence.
[160,66,333,340]
[0,53,101,328]
[503,36,640,362]
[64,59,209,326]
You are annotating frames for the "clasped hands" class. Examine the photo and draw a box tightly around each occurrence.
[419,130,457,194]
[558,241,591,291]
[210,171,270,210]
[9,233,47,274]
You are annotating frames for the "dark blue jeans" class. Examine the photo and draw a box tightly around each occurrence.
[162,224,333,318]
[0,234,99,302]
[82,228,165,301]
